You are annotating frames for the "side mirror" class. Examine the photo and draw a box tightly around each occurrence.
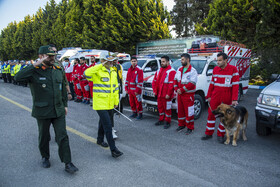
[207,69,213,76]
[270,74,279,81]
[144,67,152,72]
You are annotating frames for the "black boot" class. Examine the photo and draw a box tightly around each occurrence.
[201,135,212,140]
[111,148,123,158]
[155,121,164,126]
[41,158,50,168]
[129,112,137,118]
[65,162,79,174]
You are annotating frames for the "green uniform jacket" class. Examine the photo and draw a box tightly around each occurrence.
[15,64,68,119]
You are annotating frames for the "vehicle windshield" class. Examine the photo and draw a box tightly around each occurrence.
[122,60,147,71]
[172,59,207,74]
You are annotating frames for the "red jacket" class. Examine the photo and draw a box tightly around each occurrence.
[125,65,143,95]
[72,64,80,83]
[78,63,89,81]
[174,65,198,96]
[64,63,73,82]
[206,64,239,101]
[152,65,176,98]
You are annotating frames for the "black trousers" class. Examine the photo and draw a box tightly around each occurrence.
[96,110,116,151]
[36,115,72,164]
[69,82,75,99]
[7,73,12,83]
[2,73,7,83]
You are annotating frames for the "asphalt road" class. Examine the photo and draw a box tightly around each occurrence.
[0,80,280,187]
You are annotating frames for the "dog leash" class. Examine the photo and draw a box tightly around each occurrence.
[207,100,213,112]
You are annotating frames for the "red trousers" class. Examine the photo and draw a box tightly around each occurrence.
[80,80,90,101]
[74,81,82,100]
[157,97,172,123]
[129,93,143,114]
[177,94,194,130]
[205,92,232,137]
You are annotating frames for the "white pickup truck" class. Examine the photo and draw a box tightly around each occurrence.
[121,56,161,99]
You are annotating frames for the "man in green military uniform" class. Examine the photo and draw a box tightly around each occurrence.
[15,45,78,174]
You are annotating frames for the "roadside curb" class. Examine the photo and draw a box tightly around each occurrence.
[249,85,266,90]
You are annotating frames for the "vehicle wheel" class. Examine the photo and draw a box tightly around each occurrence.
[256,120,271,136]
[237,85,243,102]
[194,94,204,120]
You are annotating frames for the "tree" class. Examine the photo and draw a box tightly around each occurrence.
[53,0,70,49]
[0,0,171,60]
[171,0,212,37]
[196,0,280,81]
[64,0,85,47]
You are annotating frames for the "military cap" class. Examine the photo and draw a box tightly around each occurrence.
[38,45,57,56]
[80,57,85,60]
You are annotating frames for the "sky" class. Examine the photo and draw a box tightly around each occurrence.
[0,0,175,32]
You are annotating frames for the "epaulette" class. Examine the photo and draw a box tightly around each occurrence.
[35,66,40,69]
[56,65,61,69]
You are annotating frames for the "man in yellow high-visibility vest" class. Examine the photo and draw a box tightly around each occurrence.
[84,56,123,158]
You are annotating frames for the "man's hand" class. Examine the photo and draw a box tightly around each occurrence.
[135,92,139,96]
[177,89,182,95]
[67,93,72,100]
[232,100,238,106]
[207,98,211,103]
[33,56,48,67]
[65,107,68,115]
[102,61,107,66]
[165,95,170,99]
[114,105,118,108]
[125,91,128,94]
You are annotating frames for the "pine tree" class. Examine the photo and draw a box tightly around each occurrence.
[171,0,212,37]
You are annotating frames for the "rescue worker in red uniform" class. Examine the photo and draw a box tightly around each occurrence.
[152,55,176,129]
[125,57,144,120]
[72,58,83,102]
[88,56,97,99]
[174,53,198,135]
[63,58,75,100]
[201,52,239,143]
[78,57,90,104]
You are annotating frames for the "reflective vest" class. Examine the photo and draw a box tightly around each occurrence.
[84,64,119,110]
[11,65,16,76]
[1,64,5,73]
[15,64,21,74]
[4,64,10,73]
[112,63,123,93]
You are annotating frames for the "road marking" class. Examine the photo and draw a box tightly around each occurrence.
[0,94,108,150]
[0,94,32,112]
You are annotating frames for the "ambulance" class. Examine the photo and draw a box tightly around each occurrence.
[142,40,252,119]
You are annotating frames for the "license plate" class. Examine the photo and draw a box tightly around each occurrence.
[144,91,154,97]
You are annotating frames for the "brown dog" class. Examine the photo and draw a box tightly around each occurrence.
[212,103,248,146]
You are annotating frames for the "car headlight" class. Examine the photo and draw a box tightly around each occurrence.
[258,93,280,107]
